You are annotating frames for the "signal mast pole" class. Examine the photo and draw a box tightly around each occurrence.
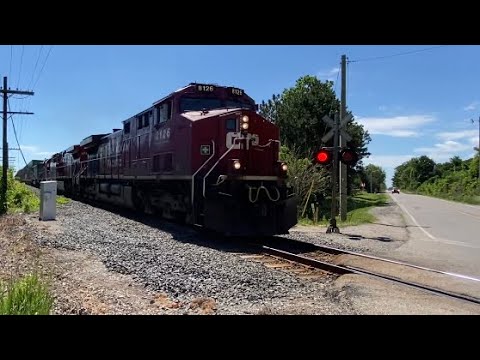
[327,113,340,233]
[339,54,348,221]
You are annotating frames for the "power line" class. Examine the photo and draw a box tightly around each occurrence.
[333,66,340,95]
[9,46,13,80]
[349,45,448,63]
[10,116,27,167]
[17,45,25,89]
[28,45,44,90]
[6,109,30,169]
[32,45,54,90]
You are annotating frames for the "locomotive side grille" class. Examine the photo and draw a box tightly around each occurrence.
[153,153,173,172]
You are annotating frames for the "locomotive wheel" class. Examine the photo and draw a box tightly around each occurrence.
[134,190,154,215]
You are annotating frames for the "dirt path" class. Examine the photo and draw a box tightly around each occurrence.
[0,215,215,315]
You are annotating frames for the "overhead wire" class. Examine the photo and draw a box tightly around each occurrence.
[32,45,54,90]
[7,98,28,167]
[349,45,448,63]
[17,45,25,89]
[9,46,13,80]
[28,45,44,90]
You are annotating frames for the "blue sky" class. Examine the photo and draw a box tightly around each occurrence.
[1,45,479,187]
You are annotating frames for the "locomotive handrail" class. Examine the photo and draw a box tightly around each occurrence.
[202,137,243,198]
[191,140,215,206]
[257,139,280,148]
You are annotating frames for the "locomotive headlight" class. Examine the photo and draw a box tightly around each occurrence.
[241,115,249,123]
[233,160,241,170]
[241,122,249,130]
[281,163,288,172]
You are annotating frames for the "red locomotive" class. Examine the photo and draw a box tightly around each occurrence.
[18,83,298,236]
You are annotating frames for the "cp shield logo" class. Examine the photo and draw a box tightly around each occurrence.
[200,145,211,156]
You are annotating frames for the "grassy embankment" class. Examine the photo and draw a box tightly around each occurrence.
[299,192,389,226]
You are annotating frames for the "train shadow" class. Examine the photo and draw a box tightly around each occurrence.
[79,199,330,255]
[73,199,266,254]
[341,233,394,242]
[371,222,432,229]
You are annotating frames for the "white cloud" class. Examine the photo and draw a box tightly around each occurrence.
[414,140,473,162]
[36,151,54,157]
[317,67,340,81]
[355,115,436,137]
[20,145,54,158]
[417,129,480,161]
[19,145,39,153]
[463,101,479,111]
[436,129,477,141]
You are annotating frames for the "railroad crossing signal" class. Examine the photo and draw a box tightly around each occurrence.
[314,147,358,166]
[339,148,358,166]
[321,114,352,143]
[315,148,333,165]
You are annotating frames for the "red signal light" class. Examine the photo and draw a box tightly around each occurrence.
[315,149,332,165]
[340,148,358,166]
[317,152,329,163]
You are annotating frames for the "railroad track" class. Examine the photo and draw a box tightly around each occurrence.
[243,239,480,306]
[26,185,480,306]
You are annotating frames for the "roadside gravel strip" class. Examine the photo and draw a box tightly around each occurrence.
[26,200,356,314]
[286,200,409,256]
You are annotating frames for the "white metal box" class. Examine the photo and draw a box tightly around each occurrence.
[39,181,57,221]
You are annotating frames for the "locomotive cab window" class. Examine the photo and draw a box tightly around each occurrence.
[225,100,254,110]
[180,97,222,112]
[143,113,150,128]
[124,121,131,134]
[157,102,172,124]
[226,118,237,131]
[148,111,153,126]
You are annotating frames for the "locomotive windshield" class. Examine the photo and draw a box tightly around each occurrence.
[181,98,222,112]
[224,100,255,110]
[180,97,255,112]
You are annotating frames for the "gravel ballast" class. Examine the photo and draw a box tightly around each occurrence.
[27,200,356,314]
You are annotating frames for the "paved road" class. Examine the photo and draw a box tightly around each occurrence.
[389,192,480,279]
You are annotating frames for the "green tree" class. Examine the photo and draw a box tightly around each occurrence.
[279,146,329,218]
[393,154,479,203]
[392,156,436,191]
[362,164,386,193]
[468,154,479,179]
[259,75,371,194]
[260,75,370,159]
[415,155,437,184]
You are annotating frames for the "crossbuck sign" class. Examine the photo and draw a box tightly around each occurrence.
[321,114,352,143]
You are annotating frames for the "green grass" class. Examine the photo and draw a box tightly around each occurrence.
[0,274,54,315]
[56,195,70,205]
[8,181,40,213]
[8,182,70,214]
[299,192,389,227]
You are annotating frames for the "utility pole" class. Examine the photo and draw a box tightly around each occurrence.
[370,171,373,193]
[473,116,480,180]
[1,76,34,214]
[339,55,348,221]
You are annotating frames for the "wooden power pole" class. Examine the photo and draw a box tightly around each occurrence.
[339,55,348,221]
[1,76,34,214]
